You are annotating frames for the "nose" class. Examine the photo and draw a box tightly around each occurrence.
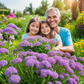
[51,17,54,21]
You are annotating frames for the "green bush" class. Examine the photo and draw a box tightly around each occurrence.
[15,11,23,18]
[59,9,72,27]
[0,9,10,15]
[76,11,84,37]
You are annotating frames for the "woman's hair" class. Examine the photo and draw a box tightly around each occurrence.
[26,18,41,35]
[46,7,61,18]
[40,20,56,38]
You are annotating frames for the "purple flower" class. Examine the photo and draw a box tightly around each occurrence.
[72,75,79,82]
[78,57,84,62]
[16,27,21,31]
[79,70,84,76]
[18,51,29,58]
[0,60,7,67]
[44,45,50,50]
[48,50,57,56]
[3,27,17,35]
[64,52,70,57]
[39,37,49,43]
[0,48,9,54]
[65,66,73,74]
[49,39,57,44]
[67,78,77,84]
[55,81,62,84]
[40,69,52,78]
[32,41,42,47]
[0,29,3,33]
[9,36,13,40]
[8,74,21,83]
[7,23,17,29]
[11,57,22,64]
[47,57,56,64]
[70,56,77,61]
[26,59,35,67]
[59,74,64,79]
[23,36,36,41]
[47,82,54,84]
[51,71,58,79]
[0,35,3,40]
[37,53,48,61]
[5,66,17,77]
[38,60,52,68]
[24,56,37,61]
[18,40,32,47]
[28,51,39,56]
[53,56,63,62]
[70,62,83,71]
[62,73,69,77]
[0,41,5,46]
[48,51,64,56]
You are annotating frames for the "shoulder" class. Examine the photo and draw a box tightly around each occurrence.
[60,27,70,32]
[22,33,28,36]
[22,33,28,40]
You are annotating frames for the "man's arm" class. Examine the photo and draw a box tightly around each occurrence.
[59,45,75,54]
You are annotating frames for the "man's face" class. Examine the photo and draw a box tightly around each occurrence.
[46,10,61,29]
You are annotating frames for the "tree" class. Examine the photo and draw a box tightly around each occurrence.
[72,0,77,20]
[35,0,49,16]
[23,3,33,14]
[79,0,82,12]
[52,0,64,10]
[64,0,71,10]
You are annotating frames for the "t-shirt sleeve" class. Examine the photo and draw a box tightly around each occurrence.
[53,34,61,42]
[65,29,73,46]
[22,33,28,40]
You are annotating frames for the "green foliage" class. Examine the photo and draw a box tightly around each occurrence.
[23,3,34,15]
[35,0,49,16]
[76,11,84,37]
[59,9,72,27]
[15,11,23,18]
[0,9,10,15]
[52,0,64,10]
[64,0,71,10]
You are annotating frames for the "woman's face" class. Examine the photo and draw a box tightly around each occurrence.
[46,10,61,29]
[41,23,51,36]
[29,22,40,35]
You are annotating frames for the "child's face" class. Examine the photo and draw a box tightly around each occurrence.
[29,22,40,35]
[41,23,51,36]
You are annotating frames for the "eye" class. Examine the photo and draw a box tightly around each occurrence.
[46,25,48,28]
[47,16,51,19]
[36,26,39,28]
[31,25,34,27]
[53,15,57,18]
[41,27,44,29]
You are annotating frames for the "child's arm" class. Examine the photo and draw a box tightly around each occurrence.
[52,40,62,51]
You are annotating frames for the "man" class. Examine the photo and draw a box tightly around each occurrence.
[46,7,75,54]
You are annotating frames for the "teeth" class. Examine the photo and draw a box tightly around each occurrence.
[50,22,55,24]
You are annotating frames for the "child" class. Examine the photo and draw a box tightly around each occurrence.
[22,18,41,40]
[40,20,62,51]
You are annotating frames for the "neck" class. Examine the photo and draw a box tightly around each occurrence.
[46,34,50,39]
[28,32,36,36]
[54,26,60,34]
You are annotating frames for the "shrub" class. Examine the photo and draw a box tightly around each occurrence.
[15,11,23,18]
[59,9,72,27]
[76,11,84,37]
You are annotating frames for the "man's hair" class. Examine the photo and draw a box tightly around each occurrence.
[46,7,61,18]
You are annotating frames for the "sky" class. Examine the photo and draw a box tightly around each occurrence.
[0,0,54,12]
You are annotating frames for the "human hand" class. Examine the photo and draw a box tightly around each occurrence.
[52,47,60,51]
